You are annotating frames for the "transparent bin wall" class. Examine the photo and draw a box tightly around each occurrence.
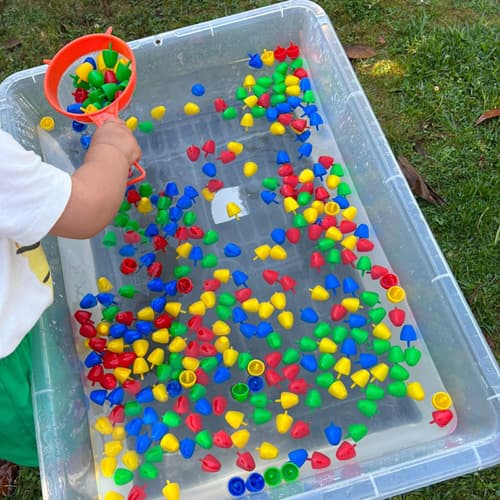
[0,1,498,499]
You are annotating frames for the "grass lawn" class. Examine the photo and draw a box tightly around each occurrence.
[1,0,498,498]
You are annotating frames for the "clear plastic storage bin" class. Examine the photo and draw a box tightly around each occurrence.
[0,1,498,499]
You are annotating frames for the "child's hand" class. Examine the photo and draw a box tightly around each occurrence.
[90,119,141,165]
[50,119,142,239]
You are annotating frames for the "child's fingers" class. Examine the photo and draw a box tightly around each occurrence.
[101,118,127,128]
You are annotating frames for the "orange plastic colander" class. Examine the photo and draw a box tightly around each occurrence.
[43,27,145,185]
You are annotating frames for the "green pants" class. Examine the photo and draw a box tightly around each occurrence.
[0,331,38,467]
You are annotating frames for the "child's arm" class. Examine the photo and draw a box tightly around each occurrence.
[49,119,141,239]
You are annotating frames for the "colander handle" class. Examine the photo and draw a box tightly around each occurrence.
[129,161,146,185]
[87,100,121,127]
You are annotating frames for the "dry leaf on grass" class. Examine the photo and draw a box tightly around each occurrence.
[413,139,429,157]
[101,0,112,17]
[0,460,19,497]
[344,44,377,60]
[483,333,496,350]
[2,38,21,49]
[397,155,446,205]
[474,108,500,126]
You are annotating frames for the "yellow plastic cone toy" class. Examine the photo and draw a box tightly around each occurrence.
[226,202,242,220]
[350,369,370,388]
[256,441,279,460]
[275,411,294,434]
[275,392,300,409]
[225,410,247,429]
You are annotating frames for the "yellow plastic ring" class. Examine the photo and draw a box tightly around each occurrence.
[178,369,197,388]
[386,285,406,303]
[247,359,265,376]
[39,116,55,131]
[432,391,453,410]
[324,201,340,216]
